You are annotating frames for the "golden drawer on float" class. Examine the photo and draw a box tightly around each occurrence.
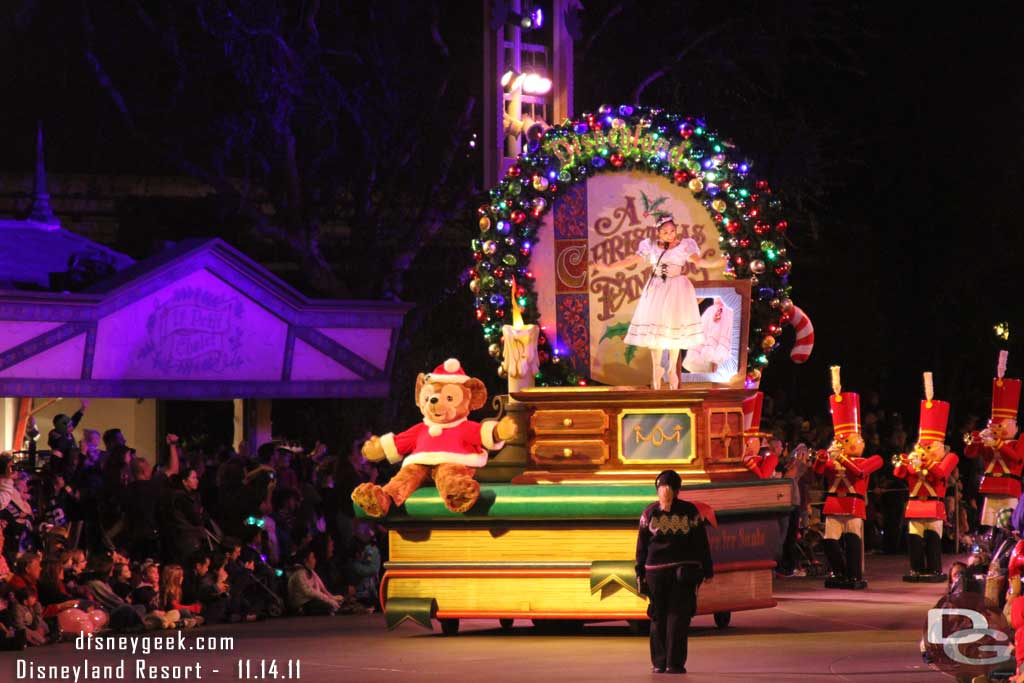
[531,409,609,436]
[530,439,608,466]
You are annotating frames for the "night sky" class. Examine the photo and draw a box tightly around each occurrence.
[1,1,1021,426]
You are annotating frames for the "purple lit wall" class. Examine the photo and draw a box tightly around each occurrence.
[0,239,410,399]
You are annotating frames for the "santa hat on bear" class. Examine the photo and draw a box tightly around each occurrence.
[828,365,860,438]
[742,392,764,437]
[917,371,950,444]
[425,358,471,384]
[992,350,1021,423]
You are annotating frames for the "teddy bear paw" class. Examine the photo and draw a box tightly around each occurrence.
[444,480,481,513]
[352,483,391,518]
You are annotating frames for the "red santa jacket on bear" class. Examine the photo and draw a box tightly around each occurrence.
[380,418,503,469]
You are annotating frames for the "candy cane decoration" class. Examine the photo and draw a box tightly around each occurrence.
[788,305,815,363]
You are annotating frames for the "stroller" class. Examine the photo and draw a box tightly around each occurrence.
[794,506,829,577]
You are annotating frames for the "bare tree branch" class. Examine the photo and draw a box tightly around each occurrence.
[579,1,627,63]
[631,20,737,105]
[383,95,476,298]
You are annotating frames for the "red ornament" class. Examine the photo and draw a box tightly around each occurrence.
[507,165,522,178]
[738,238,751,248]
[475,309,487,321]
[680,128,693,140]
[610,153,625,167]
[511,209,527,224]
[473,252,483,261]
[753,222,770,235]
[749,208,759,218]
[755,180,769,190]
[775,220,789,234]
[548,184,558,194]
[673,170,690,184]
[734,255,746,267]
[495,309,505,318]
[768,324,782,335]
[477,205,491,217]
[779,312,792,325]
[725,221,741,235]
[774,262,791,276]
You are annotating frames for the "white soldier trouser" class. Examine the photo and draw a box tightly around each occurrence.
[981,495,1017,527]
[824,515,863,540]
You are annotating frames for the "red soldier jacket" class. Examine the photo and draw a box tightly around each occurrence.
[813,452,883,518]
[965,438,1023,498]
[893,452,959,519]
[743,452,779,480]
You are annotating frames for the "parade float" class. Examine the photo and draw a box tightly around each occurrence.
[356,105,816,634]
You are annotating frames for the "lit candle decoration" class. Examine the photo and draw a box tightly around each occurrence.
[502,277,540,392]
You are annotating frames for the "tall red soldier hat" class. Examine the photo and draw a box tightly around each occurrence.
[742,392,764,437]
[828,365,860,438]
[918,371,949,444]
[424,358,471,384]
[992,351,1021,422]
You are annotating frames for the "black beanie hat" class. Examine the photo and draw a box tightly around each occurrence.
[655,469,681,492]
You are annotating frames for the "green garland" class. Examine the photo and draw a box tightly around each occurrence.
[471,105,795,387]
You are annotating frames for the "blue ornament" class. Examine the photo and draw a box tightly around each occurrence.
[592,156,606,168]
[618,105,634,116]
[574,122,589,135]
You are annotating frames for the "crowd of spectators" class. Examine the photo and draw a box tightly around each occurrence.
[0,402,385,650]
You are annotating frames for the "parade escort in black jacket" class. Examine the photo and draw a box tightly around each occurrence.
[635,494,715,674]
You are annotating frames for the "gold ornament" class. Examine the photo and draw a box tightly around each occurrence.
[688,178,704,193]
[469,279,479,294]
[497,365,508,378]
[769,298,781,309]
[779,298,794,314]
[748,369,762,381]
[479,216,491,232]
[532,175,549,192]
[488,343,502,358]
[712,199,727,213]
[761,335,776,350]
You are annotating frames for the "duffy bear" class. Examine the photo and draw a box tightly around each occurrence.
[351,358,517,517]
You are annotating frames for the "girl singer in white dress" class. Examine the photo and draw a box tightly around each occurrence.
[603,215,724,389]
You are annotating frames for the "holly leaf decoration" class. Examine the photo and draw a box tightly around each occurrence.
[648,196,668,212]
[624,344,638,365]
[601,321,631,342]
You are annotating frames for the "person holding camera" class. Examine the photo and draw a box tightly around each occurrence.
[635,469,715,674]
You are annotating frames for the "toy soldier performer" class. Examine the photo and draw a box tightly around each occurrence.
[965,351,1022,529]
[893,372,958,582]
[740,392,778,479]
[814,366,883,590]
